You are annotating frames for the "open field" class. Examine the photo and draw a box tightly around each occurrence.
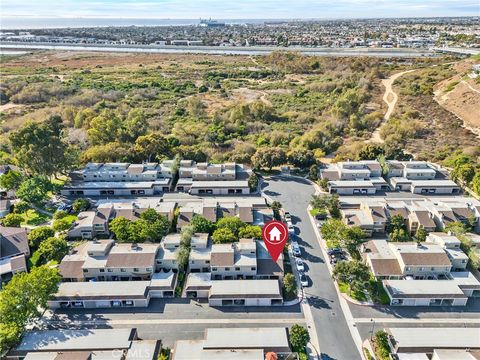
[0,50,474,166]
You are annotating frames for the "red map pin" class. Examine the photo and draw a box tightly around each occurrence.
[262,220,289,262]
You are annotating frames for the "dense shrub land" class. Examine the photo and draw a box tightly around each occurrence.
[0,51,475,172]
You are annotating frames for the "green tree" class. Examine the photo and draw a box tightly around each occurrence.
[252,147,286,170]
[13,201,29,214]
[176,246,190,271]
[52,217,73,232]
[415,227,427,242]
[310,194,340,219]
[472,172,480,196]
[270,201,282,220]
[373,330,391,360]
[216,216,246,237]
[180,225,194,247]
[289,324,310,353]
[308,164,319,180]
[53,210,68,220]
[320,218,346,248]
[287,149,316,168]
[0,266,60,352]
[87,110,122,145]
[283,273,297,297]
[238,225,262,239]
[248,172,259,192]
[35,237,69,265]
[27,226,55,249]
[109,217,132,243]
[133,133,170,162]
[9,116,72,177]
[0,170,23,191]
[343,226,365,257]
[16,177,52,204]
[444,221,467,235]
[140,209,169,241]
[389,228,410,242]
[191,215,216,234]
[1,214,23,227]
[72,198,90,213]
[212,228,237,244]
[332,260,371,295]
[120,109,148,143]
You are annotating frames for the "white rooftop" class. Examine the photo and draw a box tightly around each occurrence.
[16,329,134,352]
[389,327,480,349]
[203,327,289,350]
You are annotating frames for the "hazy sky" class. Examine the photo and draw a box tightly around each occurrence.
[1,0,479,19]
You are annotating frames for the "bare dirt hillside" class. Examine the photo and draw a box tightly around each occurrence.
[434,60,480,137]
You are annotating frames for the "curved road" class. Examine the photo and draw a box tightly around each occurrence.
[262,176,360,360]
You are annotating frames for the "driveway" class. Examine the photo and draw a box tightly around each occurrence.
[262,175,361,360]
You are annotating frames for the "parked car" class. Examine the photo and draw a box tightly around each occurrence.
[299,273,309,287]
[58,204,72,213]
[292,244,301,257]
[296,258,305,272]
[315,211,328,221]
[284,211,292,221]
[327,248,343,256]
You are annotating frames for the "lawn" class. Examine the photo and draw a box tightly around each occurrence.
[20,209,51,226]
[338,282,368,302]
[368,280,391,305]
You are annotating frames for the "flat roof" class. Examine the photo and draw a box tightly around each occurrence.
[125,340,159,360]
[54,281,150,299]
[185,272,212,290]
[190,180,249,188]
[410,179,459,187]
[209,279,281,298]
[203,327,289,350]
[433,349,480,360]
[172,339,263,360]
[384,279,466,298]
[64,180,170,189]
[329,180,375,188]
[397,354,429,360]
[389,327,480,350]
[15,329,134,352]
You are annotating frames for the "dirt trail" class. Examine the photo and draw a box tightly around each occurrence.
[0,103,22,112]
[367,69,418,144]
[382,69,417,120]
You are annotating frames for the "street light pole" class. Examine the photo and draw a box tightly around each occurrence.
[370,318,376,341]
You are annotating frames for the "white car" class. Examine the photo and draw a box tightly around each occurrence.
[292,244,301,257]
[296,258,305,272]
[299,273,309,287]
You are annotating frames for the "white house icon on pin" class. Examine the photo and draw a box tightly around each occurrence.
[269,226,282,242]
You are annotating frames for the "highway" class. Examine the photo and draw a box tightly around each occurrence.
[262,175,361,360]
[0,41,440,57]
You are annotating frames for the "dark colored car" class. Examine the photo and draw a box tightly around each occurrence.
[327,248,343,256]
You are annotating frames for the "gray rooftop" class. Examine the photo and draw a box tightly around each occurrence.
[203,327,289,350]
[15,329,134,352]
[389,327,480,349]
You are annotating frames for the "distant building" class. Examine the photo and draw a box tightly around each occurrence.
[176,161,252,195]
[320,160,389,195]
[61,162,174,196]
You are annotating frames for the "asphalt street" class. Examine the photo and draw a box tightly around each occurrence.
[262,175,361,360]
[44,299,304,348]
